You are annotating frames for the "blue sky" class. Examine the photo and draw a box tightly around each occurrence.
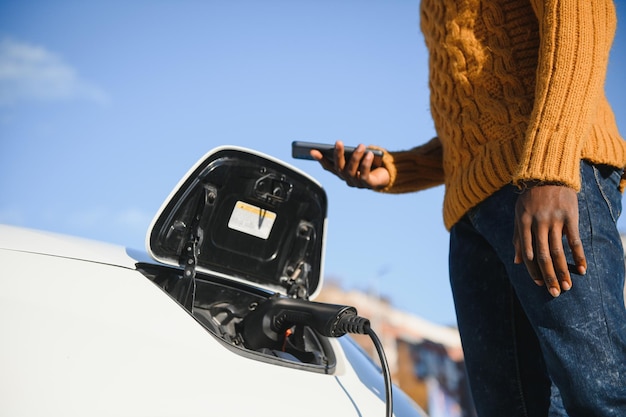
[1,0,625,326]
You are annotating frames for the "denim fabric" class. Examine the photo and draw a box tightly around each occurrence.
[449,161,626,417]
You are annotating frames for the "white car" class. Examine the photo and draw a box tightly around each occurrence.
[0,146,426,417]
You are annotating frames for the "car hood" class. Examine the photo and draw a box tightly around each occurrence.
[0,224,140,269]
[146,146,328,299]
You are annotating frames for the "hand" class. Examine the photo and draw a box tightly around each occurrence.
[310,140,390,189]
[513,184,587,297]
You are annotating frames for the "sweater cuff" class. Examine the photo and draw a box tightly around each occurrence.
[371,137,445,194]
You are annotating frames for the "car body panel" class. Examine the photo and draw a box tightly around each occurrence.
[0,246,388,416]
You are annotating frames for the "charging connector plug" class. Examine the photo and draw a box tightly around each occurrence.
[241,296,369,350]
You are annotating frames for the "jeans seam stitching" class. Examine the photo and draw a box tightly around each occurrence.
[510,286,529,417]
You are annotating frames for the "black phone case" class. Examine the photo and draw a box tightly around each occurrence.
[291,141,383,162]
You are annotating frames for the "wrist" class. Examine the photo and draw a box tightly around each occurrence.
[517,180,568,191]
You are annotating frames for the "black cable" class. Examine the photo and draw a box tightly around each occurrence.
[335,314,393,417]
[366,326,393,417]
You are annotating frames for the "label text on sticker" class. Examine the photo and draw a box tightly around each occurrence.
[228,201,276,240]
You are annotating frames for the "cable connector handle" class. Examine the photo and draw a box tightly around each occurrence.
[335,314,370,335]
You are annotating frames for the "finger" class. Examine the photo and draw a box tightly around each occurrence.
[513,220,522,265]
[517,214,543,285]
[564,222,587,276]
[357,151,374,180]
[549,227,572,293]
[533,224,561,297]
[345,144,367,177]
[311,150,336,173]
[310,149,323,161]
[310,149,330,167]
[525,259,545,287]
[333,141,346,171]
[518,219,545,286]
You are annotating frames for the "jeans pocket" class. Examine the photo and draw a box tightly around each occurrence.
[592,164,623,223]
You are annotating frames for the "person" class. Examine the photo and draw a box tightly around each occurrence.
[311,0,626,416]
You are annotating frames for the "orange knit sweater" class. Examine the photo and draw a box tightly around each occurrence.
[377,0,626,230]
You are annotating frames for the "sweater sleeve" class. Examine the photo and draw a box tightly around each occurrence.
[513,0,617,189]
[374,136,445,194]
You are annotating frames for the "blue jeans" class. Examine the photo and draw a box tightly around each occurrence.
[449,161,626,417]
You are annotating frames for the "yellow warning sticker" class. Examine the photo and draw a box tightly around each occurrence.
[228,201,276,240]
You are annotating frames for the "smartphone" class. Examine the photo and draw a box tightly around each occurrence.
[291,141,383,166]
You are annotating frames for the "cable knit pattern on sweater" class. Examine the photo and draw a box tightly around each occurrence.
[377,0,626,230]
